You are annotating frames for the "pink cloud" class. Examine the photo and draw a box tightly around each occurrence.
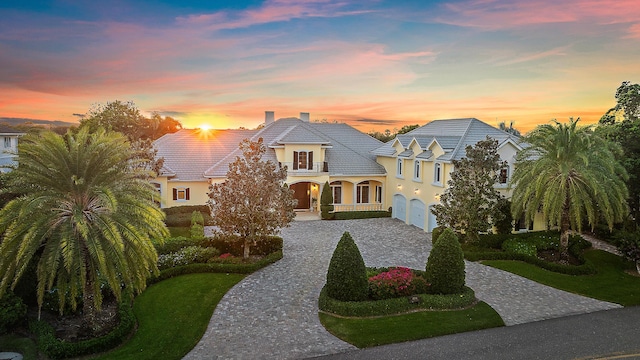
[435,0,640,30]
[625,23,640,39]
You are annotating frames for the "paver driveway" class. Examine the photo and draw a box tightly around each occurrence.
[184,218,620,360]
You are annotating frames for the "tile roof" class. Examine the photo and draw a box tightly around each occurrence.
[154,118,386,180]
[372,118,521,161]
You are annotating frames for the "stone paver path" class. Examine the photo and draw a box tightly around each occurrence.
[185,218,620,360]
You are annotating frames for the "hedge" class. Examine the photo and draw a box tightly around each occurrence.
[30,300,135,360]
[201,235,283,257]
[318,286,476,317]
[148,251,283,285]
[332,211,391,220]
[163,205,214,227]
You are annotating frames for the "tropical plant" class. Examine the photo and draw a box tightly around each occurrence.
[190,211,205,240]
[326,232,369,301]
[431,138,506,242]
[511,118,629,261]
[498,121,521,136]
[424,228,465,294]
[0,128,169,333]
[208,138,296,259]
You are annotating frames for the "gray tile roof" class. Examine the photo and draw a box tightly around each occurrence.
[372,118,521,161]
[154,118,386,180]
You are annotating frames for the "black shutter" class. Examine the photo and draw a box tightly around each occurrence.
[308,151,313,170]
[186,188,190,200]
[293,151,299,170]
[173,188,177,200]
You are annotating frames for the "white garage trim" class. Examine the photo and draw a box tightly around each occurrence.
[409,198,426,229]
[392,194,407,222]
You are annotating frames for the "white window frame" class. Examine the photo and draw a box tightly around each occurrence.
[375,185,383,203]
[3,137,10,148]
[396,158,403,178]
[433,162,442,186]
[498,166,509,184]
[293,150,314,171]
[413,160,421,181]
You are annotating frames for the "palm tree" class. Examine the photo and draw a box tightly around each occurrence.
[511,118,628,261]
[498,120,521,136]
[0,128,168,332]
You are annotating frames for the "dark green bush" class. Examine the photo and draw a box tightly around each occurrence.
[425,228,466,295]
[332,211,391,220]
[202,235,283,257]
[431,226,445,245]
[0,291,27,334]
[326,232,369,302]
[318,286,476,317]
[30,300,135,359]
[493,198,514,235]
[154,236,202,255]
[320,181,334,220]
[502,238,537,257]
[475,233,509,249]
[163,205,213,226]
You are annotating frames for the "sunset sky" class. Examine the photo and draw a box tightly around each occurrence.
[1,0,639,133]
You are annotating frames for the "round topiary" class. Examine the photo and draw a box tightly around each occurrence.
[325,232,368,301]
[425,228,466,294]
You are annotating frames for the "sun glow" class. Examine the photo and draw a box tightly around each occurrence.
[199,124,212,130]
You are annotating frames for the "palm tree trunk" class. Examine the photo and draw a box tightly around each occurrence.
[82,274,98,333]
[559,196,571,263]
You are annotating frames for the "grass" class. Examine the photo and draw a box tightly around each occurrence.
[93,272,244,360]
[483,250,640,306]
[0,333,39,359]
[319,301,504,348]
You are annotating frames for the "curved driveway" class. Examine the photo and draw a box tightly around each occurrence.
[184,218,620,360]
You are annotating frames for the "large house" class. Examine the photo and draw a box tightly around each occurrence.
[0,125,25,173]
[152,112,545,232]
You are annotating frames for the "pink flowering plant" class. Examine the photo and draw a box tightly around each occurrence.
[368,267,429,300]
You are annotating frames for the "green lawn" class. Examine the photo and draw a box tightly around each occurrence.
[93,273,244,360]
[0,334,39,360]
[483,250,640,306]
[319,302,504,348]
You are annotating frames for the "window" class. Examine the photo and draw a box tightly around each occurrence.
[3,137,10,148]
[414,160,421,180]
[499,166,509,184]
[357,181,369,204]
[434,163,442,184]
[397,158,403,177]
[172,187,190,201]
[375,185,383,203]
[293,151,313,170]
[330,181,342,204]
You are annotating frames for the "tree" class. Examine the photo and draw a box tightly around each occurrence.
[511,118,628,261]
[397,124,420,134]
[0,128,168,332]
[320,181,334,220]
[425,228,465,294]
[368,124,419,142]
[208,138,296,259]
[597,81,640,227]
[325,232,368,301]
[498,121,521,136]
[431,138,505,242]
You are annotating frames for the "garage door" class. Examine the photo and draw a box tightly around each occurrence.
[409,199,426,229]
[392,194,406,222]
[427,205,438,232]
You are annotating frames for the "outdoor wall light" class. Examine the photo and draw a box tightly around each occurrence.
[434,193,440,201]
[397,184,402,190]
[414,188,419,194]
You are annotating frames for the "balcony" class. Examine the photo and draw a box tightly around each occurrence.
[280,161,329,174]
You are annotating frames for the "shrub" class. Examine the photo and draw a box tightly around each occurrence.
[326,232,369,302]
[202,234,283,256]
[615,231,640,273]
[502,238,537,257]
[431,226,445,245]
[0,291,27,334]
[157,246,220,270]
[163,205,213,227]
[493,198,514,234]
[320,181,334,220]
[368,267,429,300]
[154,236,202,255]
[425,228,466,294]
[190,211,205,240]
[319,286,476,317]
[30,300,135,359]
[332,211,391,220]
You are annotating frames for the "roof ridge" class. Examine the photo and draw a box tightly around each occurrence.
[449,118,476,160]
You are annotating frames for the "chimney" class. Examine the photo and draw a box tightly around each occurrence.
[300,112,310,122]
[265,111,275,125]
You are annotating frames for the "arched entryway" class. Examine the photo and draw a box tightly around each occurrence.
[290,182,320,210]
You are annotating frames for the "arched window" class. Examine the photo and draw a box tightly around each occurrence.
[499,166,509,184]
[434,163,442,184]
[330,181,342,204]
[414,160,421,180]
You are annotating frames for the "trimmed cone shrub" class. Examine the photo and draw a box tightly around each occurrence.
[425,228,466,294]
[431,226,445,245]
[190,211,205,240]
[326,232,368,301]
[320,181,334,220]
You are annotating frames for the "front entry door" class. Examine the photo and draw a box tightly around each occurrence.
[291,182,310,209]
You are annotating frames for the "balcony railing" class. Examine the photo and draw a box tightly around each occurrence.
[280,161,329,173]
[332,203,384,212]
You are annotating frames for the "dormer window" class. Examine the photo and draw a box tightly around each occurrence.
[293,151,313,170]
[499,166,509,184]
[397,158,403,177]
[433,162,442,185]
[414,160,421,181]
